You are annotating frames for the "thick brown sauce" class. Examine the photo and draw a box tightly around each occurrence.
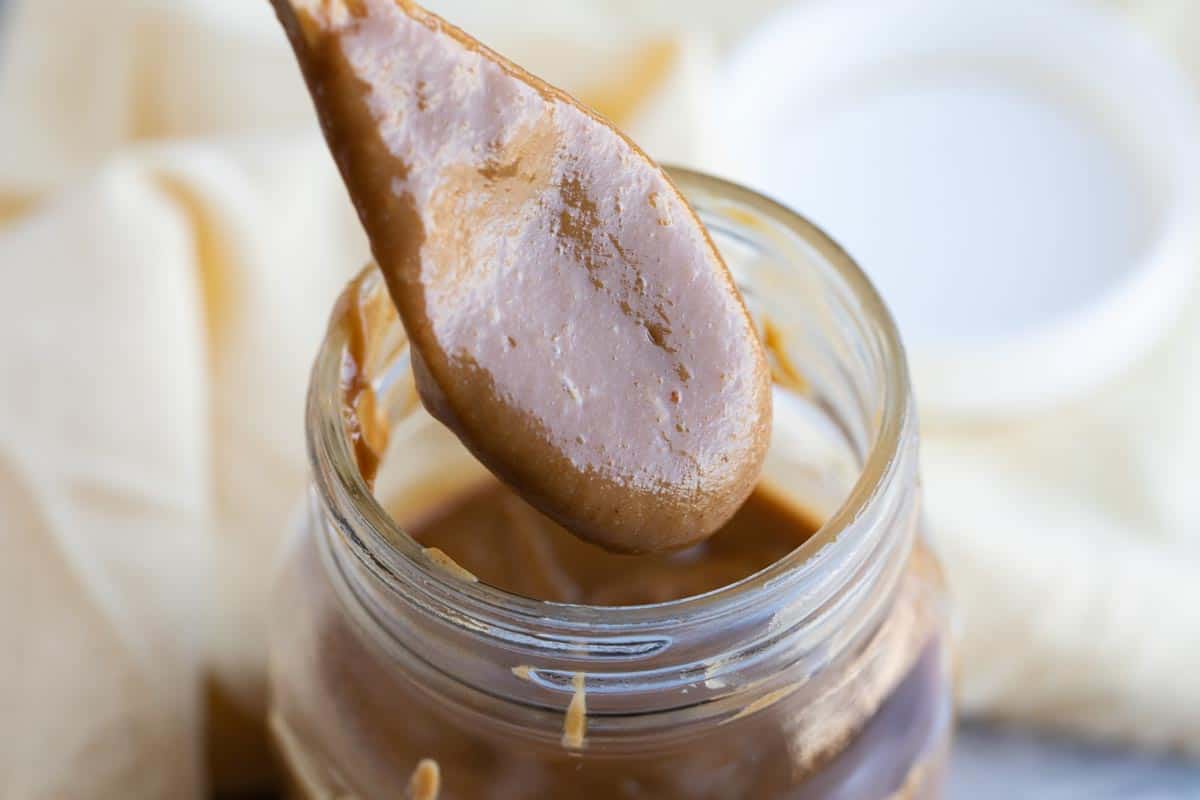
[399,480,816,605]
[273,0,772,554]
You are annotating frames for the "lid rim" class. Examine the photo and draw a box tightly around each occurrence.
[719,0,1200,418]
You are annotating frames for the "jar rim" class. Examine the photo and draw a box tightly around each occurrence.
[305,166,914,635]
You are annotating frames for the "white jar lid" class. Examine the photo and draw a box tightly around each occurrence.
[719,0,1200,417]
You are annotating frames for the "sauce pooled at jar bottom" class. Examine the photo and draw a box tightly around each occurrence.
[284,502,950,799]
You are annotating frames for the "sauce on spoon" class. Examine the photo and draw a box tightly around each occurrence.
[273,0,771,553]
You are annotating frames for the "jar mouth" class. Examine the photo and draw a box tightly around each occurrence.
[306,167,913,634]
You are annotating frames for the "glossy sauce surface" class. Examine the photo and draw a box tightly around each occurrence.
[402,479,816,605]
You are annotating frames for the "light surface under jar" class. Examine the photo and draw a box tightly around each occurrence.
[269,169,954,799]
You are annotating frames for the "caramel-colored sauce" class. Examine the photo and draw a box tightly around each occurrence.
[273,0,771,554]
[400,480,816,605]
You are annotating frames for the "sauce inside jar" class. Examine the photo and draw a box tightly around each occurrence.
[401,481,817,606]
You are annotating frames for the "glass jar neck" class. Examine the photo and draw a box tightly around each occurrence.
[304,168,919,740]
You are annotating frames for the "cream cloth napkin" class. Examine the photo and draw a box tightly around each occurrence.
[0,0,1197,797]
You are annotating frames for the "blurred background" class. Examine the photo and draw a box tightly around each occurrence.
[2,0,1199,797]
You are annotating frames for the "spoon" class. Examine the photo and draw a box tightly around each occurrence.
[272,0,772,553]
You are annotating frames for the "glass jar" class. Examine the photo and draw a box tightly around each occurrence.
[269,168,954,799]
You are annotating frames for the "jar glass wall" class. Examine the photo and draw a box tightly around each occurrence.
[269,169,954,799]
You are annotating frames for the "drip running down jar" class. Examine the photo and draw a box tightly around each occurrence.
[269,169,955,799]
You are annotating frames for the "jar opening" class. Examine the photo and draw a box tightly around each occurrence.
[309,168,912,629]
[303,167,921,732]
[304,173,920,741]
